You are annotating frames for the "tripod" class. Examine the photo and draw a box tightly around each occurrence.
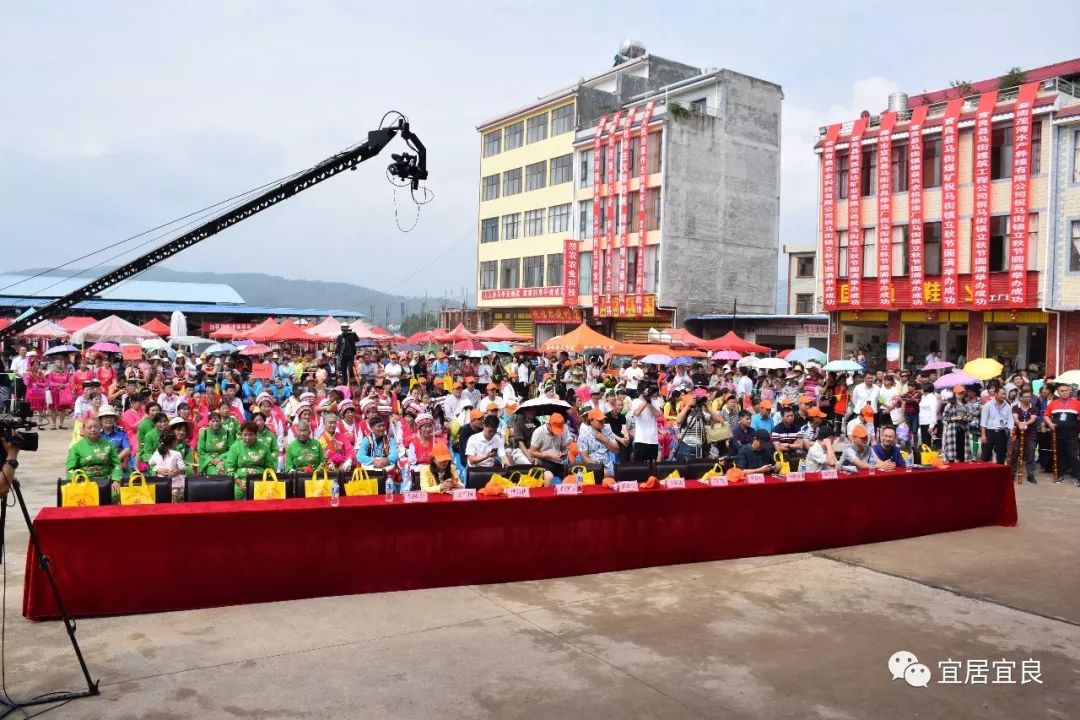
[0,478,99,718]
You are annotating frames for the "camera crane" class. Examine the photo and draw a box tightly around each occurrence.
[0,114,427,341]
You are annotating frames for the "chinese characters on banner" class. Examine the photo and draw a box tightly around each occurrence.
[876,112,896,307]
[604,111,622,303]
[617,106,637,315]
[1009,83,1039,307]
[596,294,657,318]
[971,91,998,307]
[846,117,868,306]
[940,98,965,307]
[821,124,841,311]
[590,116,607,310]
[481,287,563,301]
[562,238,579,307]
[634,100,656,317]
[908,104,929,307]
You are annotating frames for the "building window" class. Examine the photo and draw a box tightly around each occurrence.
[578,251,593,295]
[526,161,546,191]
[646,131,662,174]
[860,148,877,197]
[550,154,573,185]
[481,174,499,201]
[892,225,909,276]
[524,209,545,237]
[1032,122,1042,175]
[689,97,707,113]
[626,247,639,292]
[551,104,575,135]
[646,188,661,231]
[502,213,520,241]
[546,253,563,287]
[992,123,1043,179]
[500,258,519,289]
[924,222,942,275]
[614,141,623,180]
[579,203,592,239]
[795,294,814,314]
[503,167,522,196]
[483,129,501,158]
[523,255,544,288]
[597,146,607,184]
[549,203,571,234]
[862,227,876,277]
[837,153,849,199]
[480,261,497,290]
[837,230,848,278]
[891,144,908,192]
[481,217,499,244]
[627,136,640,176]
[987,215,1009,272]
[796,256,814,278]
[1073,130,1080,184]
[504,121,524,151]
[628,191,640,233]
[645,244,659,293]
[923,139,941,188]
[527,113,548,144]
[579,149,594,188]
[1071,220,1080,272]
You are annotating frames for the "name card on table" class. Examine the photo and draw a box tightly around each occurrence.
[555,483,580,496]
[506,486,530,498]
[403,491,428,504]
[708,477,728,487]
[451,488,476,501]
[820,469,839,480]
[616,481,640,493]
[785,472,806,483]
[746,473,766,484]
[664,478,686,489]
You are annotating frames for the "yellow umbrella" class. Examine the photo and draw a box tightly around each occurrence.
[962,357,1004,381]
[1053,370,1080,385]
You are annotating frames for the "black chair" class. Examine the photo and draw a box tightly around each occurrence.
[244,472,298,500]
[185,475,236,502]
[613,462,653,483]
[120,474,171,504]
[56,476,113,507]
[684,460,720,480]
[465,466,500,490]
[654,461,688,479]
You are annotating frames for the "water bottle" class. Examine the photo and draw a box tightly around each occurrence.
[576,467,584,490]
[385,478,394,503]
[330,479,340,507]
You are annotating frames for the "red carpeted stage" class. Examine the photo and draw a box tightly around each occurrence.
[24,464,1017,620]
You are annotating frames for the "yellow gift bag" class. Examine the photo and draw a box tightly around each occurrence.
[919,444,940,466]
[253,468,286,501]
[344,467,379,497]
[120,471,156,505]
[304,467,334,498]
[773,451,790,475]
[699,463,724,482]
[61,470,100,508]
[515,467,547,489]
[661,468,682,482]
[568,465,597,485]
[489,471,516,488]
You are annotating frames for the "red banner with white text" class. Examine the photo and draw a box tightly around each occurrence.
[971,91,998,308]
[908,105,929,307]
[1009,82,1039,307]
[604,111,622,303]
[634,100,656,317]
[940,98,964,307]
[821,124,840,311]
[617,107,637,315]
[875,112,896,307]
[590,116,607,309]
[563,238,579,307]
[846,117,868,306]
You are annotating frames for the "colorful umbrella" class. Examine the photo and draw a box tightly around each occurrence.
[786,347,827,364]
[44,344,78,356]
[962,358,1004,381]
[754,357,791,370]
[89,342,121,353]
[1052,370,1080,385]
[933,371,978,390]
[922,360,956,371]
[822,360,864,372]
[204,343,236,355]
[641,353,673,365]
[711,350,742,361]
[239,343,272,356]
[453,339,487,352]
[667,356,695,367]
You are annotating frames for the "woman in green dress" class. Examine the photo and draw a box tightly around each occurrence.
[65,416,123,481]
[137,413,169,470]
[224,421,276,499]
[196,409,232,475]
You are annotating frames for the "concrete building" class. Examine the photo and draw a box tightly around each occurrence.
[475,43,782,344]
[784,244,817,315]
[814,58,1080,373]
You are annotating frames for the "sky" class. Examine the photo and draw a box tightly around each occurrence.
[3,1,1078,305]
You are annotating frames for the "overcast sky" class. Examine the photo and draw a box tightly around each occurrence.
[3,1,1077,303]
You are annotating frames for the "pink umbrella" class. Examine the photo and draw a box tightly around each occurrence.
[711,350,743,361]
[922,360,955,371]
[89,342,121,353]
[452,339,486,352]
[933,371,978,390]
[239,343,272,356]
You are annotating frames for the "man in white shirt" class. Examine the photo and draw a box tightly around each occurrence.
[442,381,466,420]
[621,359,644,398]
[515,358,531,395]
[630,386,662,461]
[849,374,880,418]
[735,369,754,403]
[462,377,482,407]
[477,358,494,386]
[465,415,511,468]
[668,366,693,394]
[10,346,30,380]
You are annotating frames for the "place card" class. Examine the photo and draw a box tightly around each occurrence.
[616,481,640,493]
[785,472,806,483]
[506,486,530,498]
[820,469,838,480]
[403,491,428,503]
[451,488,477,501]
[556,483,580,496]
[664,478,686,489]
[708,477,728,487]
[746,473,766,484]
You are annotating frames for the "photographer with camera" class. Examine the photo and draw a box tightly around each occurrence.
[631,381,662,462]
[673,388,725,462]
[1,406,39,498]
[1,433,18,499]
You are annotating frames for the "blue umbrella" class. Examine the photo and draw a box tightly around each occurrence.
[483,342,514,354]
[822,359,863,373]
[667,356,695,367]
[205,343,237,355]
[786,347,827,364]
[44,344,78,356]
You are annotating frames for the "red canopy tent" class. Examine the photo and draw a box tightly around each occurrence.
[348,321,383,341]
[0,319,11,332]
[777,349,792,359]
[240,318,279,341]
[57,316,97,333]
[698,331,770,354]
[475,322,531,342]
[648,327,705,348]
[267,319,320,343]
[432,323,475,343]
[209,325,239,340]
[139,317,171,336]
[405,330,434,344]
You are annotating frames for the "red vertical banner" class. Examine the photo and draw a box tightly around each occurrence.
[563,238,579,307]
[908,105,929,307]
[821,124,841,311]
[603,111,622,313]
[1009,82,1039,307]
[590,116,607,313]
[846,117,868,306]
[940,98,964,308]
[634,100,656,317]
[617,106,637,315]
[875,112,896,307]
[971,91,998,308]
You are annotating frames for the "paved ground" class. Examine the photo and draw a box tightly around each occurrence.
[2,430,1078,719]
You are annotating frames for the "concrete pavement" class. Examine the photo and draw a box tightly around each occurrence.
[2,430,1077,719]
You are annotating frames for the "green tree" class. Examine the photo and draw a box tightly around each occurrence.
[400,313,438,337]
[949,80,974,97]
[997,67,1028,90]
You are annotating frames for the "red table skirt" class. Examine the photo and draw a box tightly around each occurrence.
[23,464,1017,619]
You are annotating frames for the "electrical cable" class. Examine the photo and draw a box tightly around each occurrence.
[381,232,468,294]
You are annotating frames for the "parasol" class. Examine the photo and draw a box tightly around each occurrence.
[239,343,272,356]
[89,342,121,353]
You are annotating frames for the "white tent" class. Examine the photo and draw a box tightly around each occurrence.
[71,315,159,344]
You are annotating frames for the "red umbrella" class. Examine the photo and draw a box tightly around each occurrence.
[57,316,97,333]
[139,317,171,336]
[452,339,487,352]
[777,349,792,359]
[239,343,272,356]
[475,322,531,342]
[266,319,319,342]
[698,331,770,354]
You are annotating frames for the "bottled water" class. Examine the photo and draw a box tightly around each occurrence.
[576,467,584,489]
[330,479,340,507]
[385,478,394,503]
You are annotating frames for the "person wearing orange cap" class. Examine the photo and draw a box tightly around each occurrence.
[529,412,571,482]
[442,380,467,420]
[750,399,774,433]
[840,424,877,470]
[797,405,829,449]
[846,405,876,442]
[419,442,461,493]
[462,377,481,407]
[466,415,510,469]
[577,408,619,476]
[457,408,485,459]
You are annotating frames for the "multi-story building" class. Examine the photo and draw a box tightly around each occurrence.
[784,244,817,315]
[815,58,1080,373]
[475,43,782,343]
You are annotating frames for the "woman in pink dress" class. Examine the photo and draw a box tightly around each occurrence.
[404,413,436,487]
[72,358,93,399]
[45,359,75,429]
[25,360,48,419]
[120,394,146,461]
[95,356,116,391]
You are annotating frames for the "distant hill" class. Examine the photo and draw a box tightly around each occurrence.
[17,267,457,324]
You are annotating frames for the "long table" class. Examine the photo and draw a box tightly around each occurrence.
[23,464,1017,620]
